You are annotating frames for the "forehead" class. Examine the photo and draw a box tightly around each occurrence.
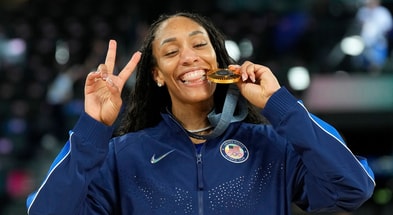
[154,16,208,41]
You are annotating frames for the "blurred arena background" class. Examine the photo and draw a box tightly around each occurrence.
[0,0,393,214]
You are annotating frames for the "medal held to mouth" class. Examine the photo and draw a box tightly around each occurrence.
[207,68,241,84]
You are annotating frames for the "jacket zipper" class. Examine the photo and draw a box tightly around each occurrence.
[196,153,204,215]
[166,113,206,214]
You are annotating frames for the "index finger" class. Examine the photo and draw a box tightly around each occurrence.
[118,51,142,81]
[105,40,117,74]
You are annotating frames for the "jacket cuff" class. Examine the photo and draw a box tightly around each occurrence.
[71,112,115,150]
[262,87,299,126]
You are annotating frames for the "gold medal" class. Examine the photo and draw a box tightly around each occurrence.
[207,68,240,84]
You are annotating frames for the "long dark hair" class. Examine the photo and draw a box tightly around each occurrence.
[115,12,265,136]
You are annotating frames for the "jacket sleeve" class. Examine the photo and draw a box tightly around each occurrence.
[262,87,375,213]
[26,112,115,215]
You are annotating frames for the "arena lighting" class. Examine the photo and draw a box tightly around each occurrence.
[225,40,241,61]
[6,38,26,58]
[239,38,253,58]
[303,74,393,113]
[0,38,26,64]
[340,35,364,56]
[287,66,310,91]
[373,187,393,205]
[55,40,70,65]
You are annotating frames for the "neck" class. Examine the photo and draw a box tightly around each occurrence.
[171,100,213,131]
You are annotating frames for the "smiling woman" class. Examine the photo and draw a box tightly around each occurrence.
[152,16,217,115]
[26,12,375,215]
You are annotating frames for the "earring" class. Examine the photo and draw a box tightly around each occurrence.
[157,82,163,87]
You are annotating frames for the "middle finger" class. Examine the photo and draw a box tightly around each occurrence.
[104,40,117,74]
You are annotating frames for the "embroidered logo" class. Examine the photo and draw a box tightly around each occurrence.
[150,149,175,164]
[220,139,249,163]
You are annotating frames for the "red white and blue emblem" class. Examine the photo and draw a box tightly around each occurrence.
[220,139,249,163]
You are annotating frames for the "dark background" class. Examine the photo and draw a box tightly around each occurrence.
[0,0,393,214]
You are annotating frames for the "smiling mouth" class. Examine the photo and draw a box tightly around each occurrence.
[180,70,207,85]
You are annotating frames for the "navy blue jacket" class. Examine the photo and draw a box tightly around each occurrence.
[26,88,375,215]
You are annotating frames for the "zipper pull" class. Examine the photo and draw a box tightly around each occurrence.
[196,153,204,190]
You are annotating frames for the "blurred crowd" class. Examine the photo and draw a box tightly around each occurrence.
[0,0,393,214]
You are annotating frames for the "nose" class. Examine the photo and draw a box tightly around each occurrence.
[179,46,199,65]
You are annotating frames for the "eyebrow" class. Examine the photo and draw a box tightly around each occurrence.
[160,30,205,46]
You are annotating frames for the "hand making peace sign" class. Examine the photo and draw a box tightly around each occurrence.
[84,40,142,126]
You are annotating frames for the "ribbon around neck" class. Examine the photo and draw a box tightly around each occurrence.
[190,84,248,140]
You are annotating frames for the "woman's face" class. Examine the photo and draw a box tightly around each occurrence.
[152,16,217,107]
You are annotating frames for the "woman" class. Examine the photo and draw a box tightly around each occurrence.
[26,12,375,215]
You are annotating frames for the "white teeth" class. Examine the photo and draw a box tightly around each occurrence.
[181,70,205,82]
[183,75,206,84]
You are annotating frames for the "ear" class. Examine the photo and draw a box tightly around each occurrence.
[152,67,164,86]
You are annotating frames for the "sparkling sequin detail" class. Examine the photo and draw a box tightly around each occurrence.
[133,176,195,214]
[129,162,282,214]
[208,163,275,214]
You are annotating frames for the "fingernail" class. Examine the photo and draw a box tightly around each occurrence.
[229,65,240,69]
[242,73,247,81]
[102,72,108,80]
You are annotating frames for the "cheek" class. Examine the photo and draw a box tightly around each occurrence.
[152,49,174,77]
[206,48,218,66]
[156,59,176,78]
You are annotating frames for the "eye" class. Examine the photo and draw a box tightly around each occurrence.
[194,42,207,48]
[164,49,178,57]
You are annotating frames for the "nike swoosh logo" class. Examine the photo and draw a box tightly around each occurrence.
[150,149,175,164]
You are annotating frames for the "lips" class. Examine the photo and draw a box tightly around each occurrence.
[180,69,207,85]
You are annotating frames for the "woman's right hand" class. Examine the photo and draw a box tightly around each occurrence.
[84,40,141,126]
